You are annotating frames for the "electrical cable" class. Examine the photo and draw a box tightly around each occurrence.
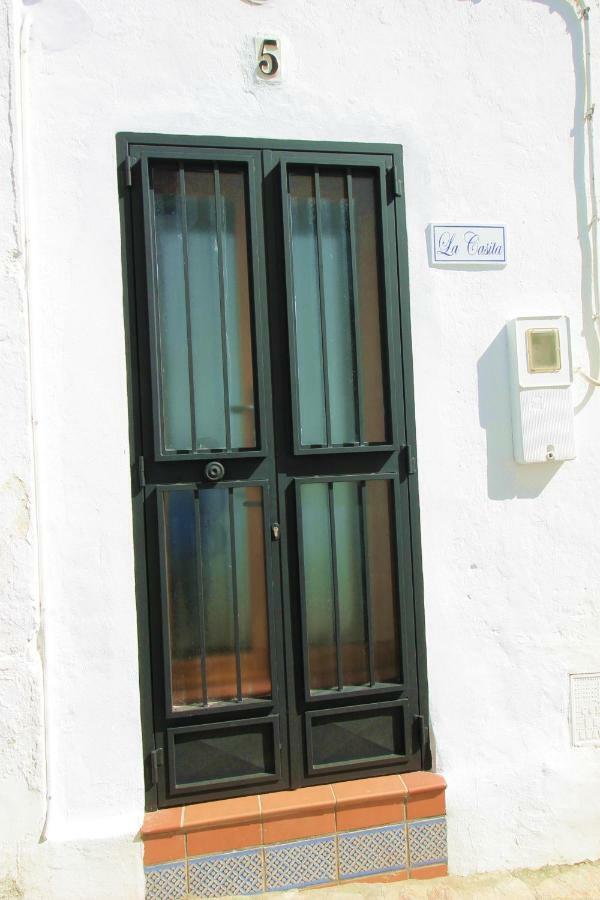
[570,3,600,387]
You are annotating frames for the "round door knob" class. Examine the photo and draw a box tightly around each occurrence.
[204,460,225,482]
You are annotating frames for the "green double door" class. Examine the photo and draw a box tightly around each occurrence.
[124,136,427,809]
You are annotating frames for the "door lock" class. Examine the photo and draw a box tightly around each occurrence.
[204,460,225,482]
[271,522,281,541]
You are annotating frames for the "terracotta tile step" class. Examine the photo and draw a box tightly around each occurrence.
[140,771,446,847]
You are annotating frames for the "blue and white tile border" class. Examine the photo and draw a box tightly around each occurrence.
[144,816,448,896]
[188,847,264,897]
[407,817,448,869]
[264,835,337,891]
[144,859,187,900]
[338,823,407,880]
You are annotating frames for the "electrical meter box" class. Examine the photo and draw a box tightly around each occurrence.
[507,316,576,463]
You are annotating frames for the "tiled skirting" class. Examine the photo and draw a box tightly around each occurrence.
[142,772,447,897]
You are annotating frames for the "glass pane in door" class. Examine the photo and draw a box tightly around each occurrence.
[287,166,389,449]
[298,478,401,694]
[298,481,337,690]
[152,162,257,455]
[161,485,271,710]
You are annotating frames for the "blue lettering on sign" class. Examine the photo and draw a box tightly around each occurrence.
[432,225,506,265]
[465,231,503,257]
[436,231,459,257]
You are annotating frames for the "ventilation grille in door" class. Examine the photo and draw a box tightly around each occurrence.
[307,701,408,774]
[168,716,280,792]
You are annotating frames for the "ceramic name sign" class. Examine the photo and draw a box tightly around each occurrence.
[430,224,507,265]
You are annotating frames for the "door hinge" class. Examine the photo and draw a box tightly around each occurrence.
[125,154,138,188]
[406,444,417,475]
[138,455,146,489]
[150,747,164,785]
[414,714,429,751]
[388,165,403,199]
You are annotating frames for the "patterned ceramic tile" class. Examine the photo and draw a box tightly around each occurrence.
[337,824,407,880]
[144,860,187,899]
[188,847,264,897]
[408,817,448,868]
[264,835,337,891]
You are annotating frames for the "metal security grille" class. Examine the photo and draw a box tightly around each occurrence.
[150,162,258,455]
[119,134,428,809]
[286,167,390,450]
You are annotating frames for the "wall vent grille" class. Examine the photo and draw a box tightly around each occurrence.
[570,673,600,747]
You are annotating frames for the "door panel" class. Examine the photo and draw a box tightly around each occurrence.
[124,137,426,808]
[287,167,390,448]
[141,150,269,460]
[306,700,409,775]
[167,715,282,795]
[265,146,421,788]
[131,144,289,806]
[157,483,272,713]
[279,154,402,456]
[296,476,402,698]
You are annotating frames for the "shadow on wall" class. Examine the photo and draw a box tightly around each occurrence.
[479,0,595,500]
[477,326,562,500]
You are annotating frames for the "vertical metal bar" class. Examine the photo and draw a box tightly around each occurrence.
[359,481,375,686]
[314,169,332,447]
[228,487,243,702]
[142,160,168,458]
[178,164,197,450]
[346,171,365,445]
[327,481,344,691]
[214,165,232,451]
[295,482,314,700]
[193,489,209,707]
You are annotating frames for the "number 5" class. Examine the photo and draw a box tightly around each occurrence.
[257,38,280,79]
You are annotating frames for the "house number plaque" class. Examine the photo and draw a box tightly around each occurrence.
[255,37,281,81]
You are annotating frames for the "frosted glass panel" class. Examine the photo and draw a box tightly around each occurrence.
[365,480,401,683]
[222,171,257,448]
[153,166,192,450]
[289,173,327,445]
[299,478,401,694]
[320,175,357,444]
[151,162,257,455]
[164,489,200,707]
[185,168,227,449]
[299,482,337,690]
[353,174,387,443]
[234,486,271,699]
[332,481,368,686]
[200,487,237,702]
[162,486,271,710]
[287,166,389,449]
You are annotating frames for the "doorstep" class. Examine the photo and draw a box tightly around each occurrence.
[141,772,447,898]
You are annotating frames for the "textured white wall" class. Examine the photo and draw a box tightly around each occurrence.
[0,0,46,893]
[3,0,600,894]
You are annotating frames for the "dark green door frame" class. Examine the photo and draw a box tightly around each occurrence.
[117,133,429,811]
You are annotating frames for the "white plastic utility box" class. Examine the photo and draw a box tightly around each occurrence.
[507,316,576,464]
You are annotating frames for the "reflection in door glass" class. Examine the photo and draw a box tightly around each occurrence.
[288,167,389,448]
[162,486,271,709]
[152,163,257,454]
[298,482,337,690]
[299,478,401,693]
[365,479,401,684]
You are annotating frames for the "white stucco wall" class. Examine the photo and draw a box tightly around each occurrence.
[0,0,46,894]
[3,0,600,895]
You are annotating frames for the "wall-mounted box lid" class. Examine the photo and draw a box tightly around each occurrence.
[508,316,572,389]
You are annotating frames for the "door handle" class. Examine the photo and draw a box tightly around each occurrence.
[271,522,281,541]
